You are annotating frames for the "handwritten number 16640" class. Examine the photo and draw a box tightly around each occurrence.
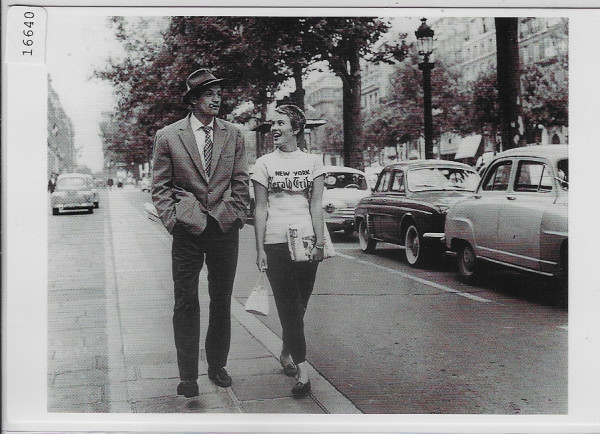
[22,11,35,55]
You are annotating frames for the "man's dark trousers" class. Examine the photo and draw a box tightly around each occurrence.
[171,216,239,381]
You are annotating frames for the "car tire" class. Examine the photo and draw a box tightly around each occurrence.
[52,208,59,216]
[358,219,377,253]
[94,202,99,209]
[457,242,478,281]
[404,224,425,267]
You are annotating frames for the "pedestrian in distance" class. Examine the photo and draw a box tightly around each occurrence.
[152,68,250,398]
[251,104,325,398]
[48,173,57,193]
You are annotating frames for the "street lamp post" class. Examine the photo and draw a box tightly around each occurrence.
[415,18,435,160]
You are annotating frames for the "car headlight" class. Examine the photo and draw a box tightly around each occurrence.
[324,203,335,213]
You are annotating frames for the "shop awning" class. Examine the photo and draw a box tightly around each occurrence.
[454,134,482,159]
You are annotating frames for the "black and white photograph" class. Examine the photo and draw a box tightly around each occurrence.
[3,2,600,433]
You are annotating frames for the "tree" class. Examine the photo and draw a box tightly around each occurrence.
[495,17,524,150]
[521,53,568,136]
[303,18,407,170]
[364,53,471,152]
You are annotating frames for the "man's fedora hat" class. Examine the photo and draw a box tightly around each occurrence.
[183,69,224,104]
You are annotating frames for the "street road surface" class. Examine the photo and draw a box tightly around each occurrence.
[48,189,567,414]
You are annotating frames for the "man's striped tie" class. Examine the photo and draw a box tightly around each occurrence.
[201,126,213,177]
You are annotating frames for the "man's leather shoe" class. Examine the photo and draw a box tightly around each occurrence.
[291,379,311,398]
[208,367,232,388]
[177,380,199,398]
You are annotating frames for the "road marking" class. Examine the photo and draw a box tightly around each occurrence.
[334,251,496,304]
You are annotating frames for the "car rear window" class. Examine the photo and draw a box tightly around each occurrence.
[56,178,86,190]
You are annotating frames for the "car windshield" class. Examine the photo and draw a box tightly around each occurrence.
[56,177,86,190]
[324,172,368,190]
[407,167,480,192]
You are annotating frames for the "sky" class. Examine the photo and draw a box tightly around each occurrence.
[46,12,127,172]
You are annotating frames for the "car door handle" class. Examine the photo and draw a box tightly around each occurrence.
[506,196,516,200]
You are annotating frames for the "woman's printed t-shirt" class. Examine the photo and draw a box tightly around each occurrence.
[251,148,325,244]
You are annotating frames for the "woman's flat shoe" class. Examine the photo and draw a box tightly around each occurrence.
[279,356,297,377]
[291,380,311,398]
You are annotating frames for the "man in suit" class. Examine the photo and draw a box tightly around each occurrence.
[152,69,250,397]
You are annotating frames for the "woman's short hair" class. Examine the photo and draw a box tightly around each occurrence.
[274,104,306,137]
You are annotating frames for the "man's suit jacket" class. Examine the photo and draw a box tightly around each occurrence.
[152,114,250,235]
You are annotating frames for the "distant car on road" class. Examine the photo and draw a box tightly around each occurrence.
[322,166,371,235]
[51,173,95,215]
[355,160,480,267]
[445,144,568,282]
[140,177,151,192]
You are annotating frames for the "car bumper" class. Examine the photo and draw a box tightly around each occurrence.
[423,232,445,242]
[54,202,93,210]
[325,215,355,231]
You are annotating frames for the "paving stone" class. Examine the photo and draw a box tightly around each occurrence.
[53,369,109,387]
[126,378,192,400]
[124,352,177,365]
[240,396,325,414]
[226,356,281,378]
[132,393,239,413]
[228,339,270,360]
[48,384,102,405]
[48,356,95,373]
[48,402,109,413]
[230,373,293,401]
[137,363,179,380]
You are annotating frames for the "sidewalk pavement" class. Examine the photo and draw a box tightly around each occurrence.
[48,190,361,414]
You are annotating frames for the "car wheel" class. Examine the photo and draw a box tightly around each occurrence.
[457,242,477,280]
[404,224,425,267]
[52,208,59,216]
[358,219,377,253]
[94,202,99,209]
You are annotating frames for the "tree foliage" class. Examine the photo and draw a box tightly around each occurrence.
[364,52,471,151]
[96,16,404,169]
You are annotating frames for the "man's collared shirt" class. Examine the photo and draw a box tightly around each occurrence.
[190,113,215,178]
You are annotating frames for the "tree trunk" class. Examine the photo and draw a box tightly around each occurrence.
[291,64,307,150]
[495,18,524,151]
[257,88,269,157]
[342,46,365,171]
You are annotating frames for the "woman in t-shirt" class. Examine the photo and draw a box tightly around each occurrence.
[251,104,325,398]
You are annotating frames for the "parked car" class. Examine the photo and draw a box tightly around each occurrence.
[322,166,371,235]
[83,174,100,208]
[445,145,568,282]
[51,173,95,215]
[355,160,480,266]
